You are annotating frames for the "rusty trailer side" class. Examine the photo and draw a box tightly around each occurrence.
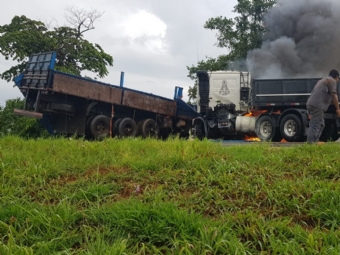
[122,90,176,116]
[52,72,123,105]
[52,72,177,117]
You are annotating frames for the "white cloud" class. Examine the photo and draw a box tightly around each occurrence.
[120,10,167,53]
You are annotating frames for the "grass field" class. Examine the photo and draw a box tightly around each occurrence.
[1,136,340,254]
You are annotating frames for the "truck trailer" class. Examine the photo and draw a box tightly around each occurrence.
[193,70,340,142]
[13,51,340,142]
[13,52,199,139]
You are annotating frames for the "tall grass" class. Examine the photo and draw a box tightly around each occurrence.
[1,136,340,254]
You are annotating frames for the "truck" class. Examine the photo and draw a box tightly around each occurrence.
[13,52,199,139]
[13,51,340,143]
[192,70,340,142]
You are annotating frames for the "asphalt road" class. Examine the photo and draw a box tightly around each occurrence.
[218,140,324,147]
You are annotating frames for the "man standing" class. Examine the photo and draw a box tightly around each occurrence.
[306,70,340,143]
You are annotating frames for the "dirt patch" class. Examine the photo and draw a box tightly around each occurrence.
[83,167,130,178]
[120,182,144,198]
[52,167,131,186]
[50,175,78,185]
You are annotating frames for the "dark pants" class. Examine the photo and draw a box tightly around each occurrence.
[307,105,325,143]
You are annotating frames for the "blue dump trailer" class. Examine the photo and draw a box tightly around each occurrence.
[14,52,199,139]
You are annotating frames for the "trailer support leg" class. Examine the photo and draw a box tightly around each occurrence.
[34,90,41,112]
[24,89,29,110]
[110,105,115,138]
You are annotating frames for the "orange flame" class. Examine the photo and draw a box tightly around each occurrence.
[244,135,261,142]
[245,109,281,117]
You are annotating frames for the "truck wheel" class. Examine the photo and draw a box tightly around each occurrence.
[112,118,123,137]
[118,118,137,138]
[90,115,110,139]
[193,123,205,140]
[85,115,95,138]
[255,116,276,141]
[280,114,303,142]
[139,119,158,138]
[137,120,144,136]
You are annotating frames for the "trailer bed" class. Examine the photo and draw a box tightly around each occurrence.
[50,72,176,116]
[16,51,177,117]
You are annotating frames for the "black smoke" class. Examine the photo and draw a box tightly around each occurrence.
[247,0,340,79]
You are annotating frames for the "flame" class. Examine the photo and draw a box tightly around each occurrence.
[244,136,287,142]
[245,109,281,117]
[244,135,261,141]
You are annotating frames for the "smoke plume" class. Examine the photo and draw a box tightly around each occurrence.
[247,0,340,79]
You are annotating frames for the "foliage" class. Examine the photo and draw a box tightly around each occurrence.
[0,98,47,138]
[187,0,276,101]
[206,0,276,61]
[0,14,113,82]
[1,137,340,254]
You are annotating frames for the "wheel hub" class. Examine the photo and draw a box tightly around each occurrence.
[284,120,296,136]
[260,121,272,137]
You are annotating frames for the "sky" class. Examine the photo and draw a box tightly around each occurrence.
[0,0,237,106]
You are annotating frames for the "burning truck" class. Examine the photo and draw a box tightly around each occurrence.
[12,52,340,142]
[190,0,340,142]
[192,70,340,142]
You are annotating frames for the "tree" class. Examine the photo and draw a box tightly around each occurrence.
[0,9,113,138]
[0,8,113,82]
[64,6,103,37]
[0,98,47,138]
[187,0,275,102]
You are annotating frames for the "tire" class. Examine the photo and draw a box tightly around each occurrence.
[139,119,158,138]
[280,114,303,142]
[112,118,123,137]
[255,115,276,141]
[118,118,137,138]
[194,123,205,140]
[85,115,95,138]
[320,120,340,142]
[90,115,110,139]
[137,120,144,136]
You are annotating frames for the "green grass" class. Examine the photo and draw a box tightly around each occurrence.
[1,136,340,254]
